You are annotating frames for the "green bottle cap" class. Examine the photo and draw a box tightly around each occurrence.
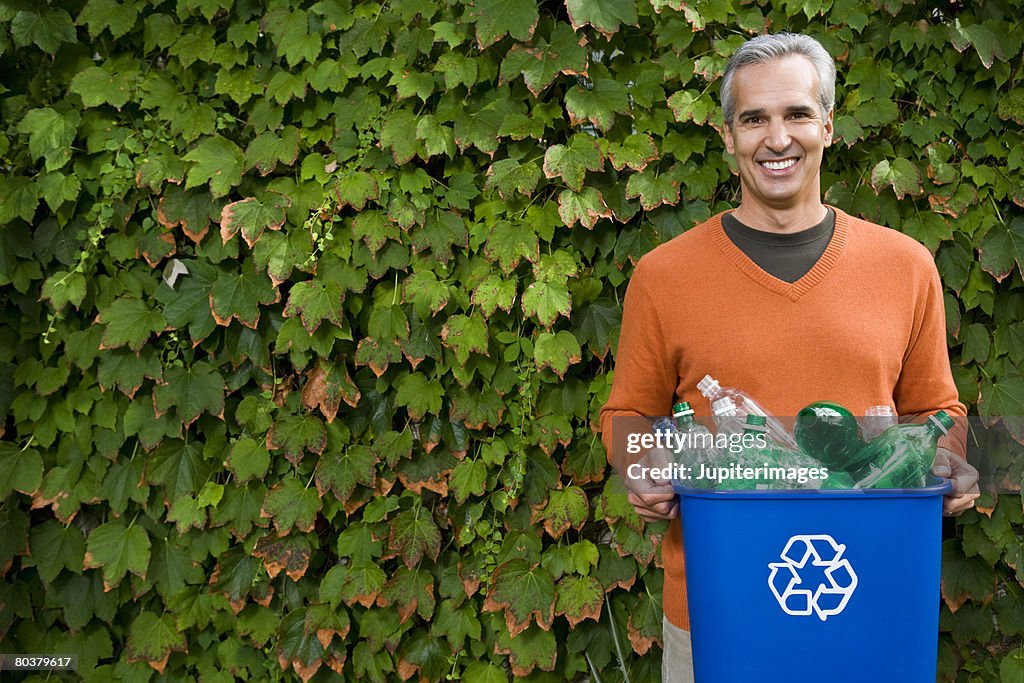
[928,410,955,434]
[745,414,767,426]
[672,402,693,417]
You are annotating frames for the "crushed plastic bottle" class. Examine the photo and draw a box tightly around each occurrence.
[794,401,872,473]
[698,374,799,451]
[852,411,955,489]
[861,405,898,442]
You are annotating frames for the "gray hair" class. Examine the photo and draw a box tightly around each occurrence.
[720,33,836,127]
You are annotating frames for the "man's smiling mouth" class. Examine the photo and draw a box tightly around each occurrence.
[759,158,798,170]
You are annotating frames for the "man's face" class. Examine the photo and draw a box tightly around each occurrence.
[722,55,834,217]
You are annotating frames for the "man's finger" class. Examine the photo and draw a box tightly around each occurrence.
[943,493,979,516]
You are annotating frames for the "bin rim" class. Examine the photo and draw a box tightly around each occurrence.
[672,477,952,499]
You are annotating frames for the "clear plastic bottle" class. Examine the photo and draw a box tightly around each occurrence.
[670,401,721,488]
[861,405,898,441]
[715,414,770,490]
[853,411,955,489]
[698,374,799,451]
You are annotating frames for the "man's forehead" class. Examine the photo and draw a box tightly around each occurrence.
[730,55,821,102]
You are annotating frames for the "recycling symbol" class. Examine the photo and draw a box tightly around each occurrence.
[768,534,858,621]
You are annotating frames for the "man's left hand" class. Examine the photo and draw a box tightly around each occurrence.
[932,447,980,516]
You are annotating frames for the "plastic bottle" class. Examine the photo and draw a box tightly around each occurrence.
[853,411,955,489]
[861,405,898,441]
[669,401,721,488]
[793,401,872,472]
[698,374,799,451]
[715,415,772,490]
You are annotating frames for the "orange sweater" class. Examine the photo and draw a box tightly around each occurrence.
[599,207,966,630]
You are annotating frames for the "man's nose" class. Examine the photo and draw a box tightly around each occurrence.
[765,118,792,152]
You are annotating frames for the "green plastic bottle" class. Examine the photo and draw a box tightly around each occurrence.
[670,401,719,489]
[794,401,872,472]
[853,411,955,489]
[715,415,770,491]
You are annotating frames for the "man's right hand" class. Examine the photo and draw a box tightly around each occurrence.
[627,490,679,521]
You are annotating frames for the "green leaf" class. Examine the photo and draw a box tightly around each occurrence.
[625,167,681,211]
[978,218,1024,283]
[315,445,377,502]
[12,9,77,54]
[979,374,1024,444]
[541,486,588,539]
[554,575,604,627]
[543,135,604,192]
[940,539,996,611]
[463,661,511,683]
[261,477,323,534]
[403,271,451,316]
[483,558,555,635]
[389,506,442,568]
[572,297,619,359]
[97,347,161,398]
[156,186,219,243]
[145,440,213,503]
[28,519,85,584]
[565,0,638,37]
[220,193,290,247]
[608,133,659,172]
[78,0,139,39]
[484,219,539,273]
[485,158,542,199]
[950,19,1005,69]
[184,136,246,197]
[395,372,444,419]
[155,259,218,343]
[226,437,270,483]
[267,414,327,466]
[16,107,79,171]
[0,175,40,223]
[521,281,571,327]
[534,330,581,378]
[472,0,538,48]
[284,279,346,333]
[441,314,489,364]
[450,459,488,503]
[869,158,923,199]
[382,567,436,622]
[37,171,81,211]
[0,442,43,498]
[334,170,379,210]
[900,212,951,253]
[961,323,991,365]
[83,521,152,592]
[210,259,278,328]
[412,211,469,263]
[564,77,631,131]
[503,23,587,96]
[97,297,167,353]
[557,187,611,229]
[494,621,557,677]
[471,274,517,316]
[277,609,325,680]
[431,599,482,650]
[126,611,187,674]
[244,126,300,175]
[153,361,225,427]
[667,89,716,125]
[1000,649,1024,683]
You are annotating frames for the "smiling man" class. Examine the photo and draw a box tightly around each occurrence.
[600,33,978,682]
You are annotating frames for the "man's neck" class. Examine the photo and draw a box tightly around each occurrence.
[729,202,829,234]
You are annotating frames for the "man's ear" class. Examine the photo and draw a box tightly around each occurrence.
[823,109,834,148]
[723,122,735,154]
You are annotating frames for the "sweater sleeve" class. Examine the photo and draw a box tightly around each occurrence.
[892,254,967,456]
[599,258,678,472]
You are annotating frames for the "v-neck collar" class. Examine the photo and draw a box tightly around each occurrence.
[710,205,850,302]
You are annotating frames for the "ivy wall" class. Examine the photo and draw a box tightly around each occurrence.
[1,0,1023,680]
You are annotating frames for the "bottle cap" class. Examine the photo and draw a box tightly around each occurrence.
[712,397,737,416]
[672,402,693,417]
[864,405,896,417]
[697,375,719,397]
[745,414,767,426]
[929,410,955,434]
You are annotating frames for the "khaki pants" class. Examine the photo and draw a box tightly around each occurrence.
[661,616,695,683]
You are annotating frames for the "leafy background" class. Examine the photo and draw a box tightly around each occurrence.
[1,0,1023,680]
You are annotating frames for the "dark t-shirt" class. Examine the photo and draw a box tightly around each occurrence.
[722,208,836,283]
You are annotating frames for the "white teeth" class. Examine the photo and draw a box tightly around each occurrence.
[761,159,797,170]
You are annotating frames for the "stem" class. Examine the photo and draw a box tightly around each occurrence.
[606,598,632,683]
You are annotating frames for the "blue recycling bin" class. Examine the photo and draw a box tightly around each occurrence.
[673,479,951,683]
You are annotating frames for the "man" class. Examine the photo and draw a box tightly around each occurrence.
[599,33,979,683]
